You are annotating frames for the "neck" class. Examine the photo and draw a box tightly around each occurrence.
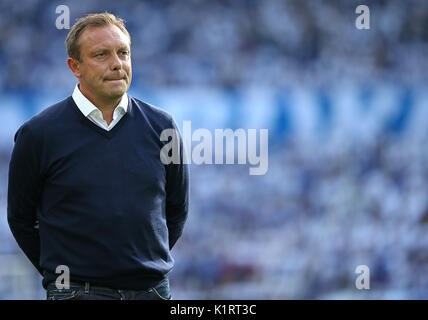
[93,98,121,113]
[78,83,123,115]
[78,85,124,126]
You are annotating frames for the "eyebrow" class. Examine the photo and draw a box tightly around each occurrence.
[90,48,107,54]
[90,46,129,53]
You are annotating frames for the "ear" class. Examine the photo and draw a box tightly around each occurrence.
[67,57,82,78]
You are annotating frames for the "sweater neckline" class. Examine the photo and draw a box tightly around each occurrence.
[68,96,131,138]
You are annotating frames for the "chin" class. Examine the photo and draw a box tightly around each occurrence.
[106,87,127,97]
[109,92,126,100]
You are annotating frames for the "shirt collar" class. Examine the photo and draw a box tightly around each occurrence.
[72,83,128,117]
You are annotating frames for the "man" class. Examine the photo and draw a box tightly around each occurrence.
[7,13,189,300]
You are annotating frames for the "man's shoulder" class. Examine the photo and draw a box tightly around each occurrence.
[15,97,73,140]
[130,96,177,128]
[24,97,73,129]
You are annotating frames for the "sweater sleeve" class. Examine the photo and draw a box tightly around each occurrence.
[165,119,189,250]
[7,124,44,275]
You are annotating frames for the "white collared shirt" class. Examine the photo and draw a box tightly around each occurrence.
[72,84,128,131]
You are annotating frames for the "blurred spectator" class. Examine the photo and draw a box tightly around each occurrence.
[0,0,427,92]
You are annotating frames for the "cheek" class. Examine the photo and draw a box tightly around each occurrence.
[124,61,132,73]
[126,65,132,79]
[86,64,105,79]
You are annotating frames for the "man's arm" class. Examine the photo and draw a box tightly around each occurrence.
[165,120,189,250]
[7,124,43,274]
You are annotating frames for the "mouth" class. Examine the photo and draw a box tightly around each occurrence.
[105,74,126,81]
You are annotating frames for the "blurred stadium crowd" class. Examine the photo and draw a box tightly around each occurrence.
[1,0,428,92]
[0,0,427,299]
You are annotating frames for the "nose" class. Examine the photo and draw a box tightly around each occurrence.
[110,52,122,71]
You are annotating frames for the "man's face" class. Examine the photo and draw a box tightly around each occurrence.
[70,25,132,106]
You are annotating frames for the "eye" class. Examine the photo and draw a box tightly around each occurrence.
[95,53,105,57]
[121,50,129,56]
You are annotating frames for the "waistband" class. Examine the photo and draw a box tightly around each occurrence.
[46,277,168,294]
[47,281,118,294]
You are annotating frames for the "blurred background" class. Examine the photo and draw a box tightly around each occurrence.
[0,0,428,299]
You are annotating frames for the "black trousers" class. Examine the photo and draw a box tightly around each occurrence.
[46,278,172,300]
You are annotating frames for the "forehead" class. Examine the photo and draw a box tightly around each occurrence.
[79,25,130,52]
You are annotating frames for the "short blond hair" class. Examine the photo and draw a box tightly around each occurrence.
[65,12,131,61]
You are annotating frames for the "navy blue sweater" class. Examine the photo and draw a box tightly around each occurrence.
[7,96,189,290]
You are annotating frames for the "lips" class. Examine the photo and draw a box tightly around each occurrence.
[105,74,126,81]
